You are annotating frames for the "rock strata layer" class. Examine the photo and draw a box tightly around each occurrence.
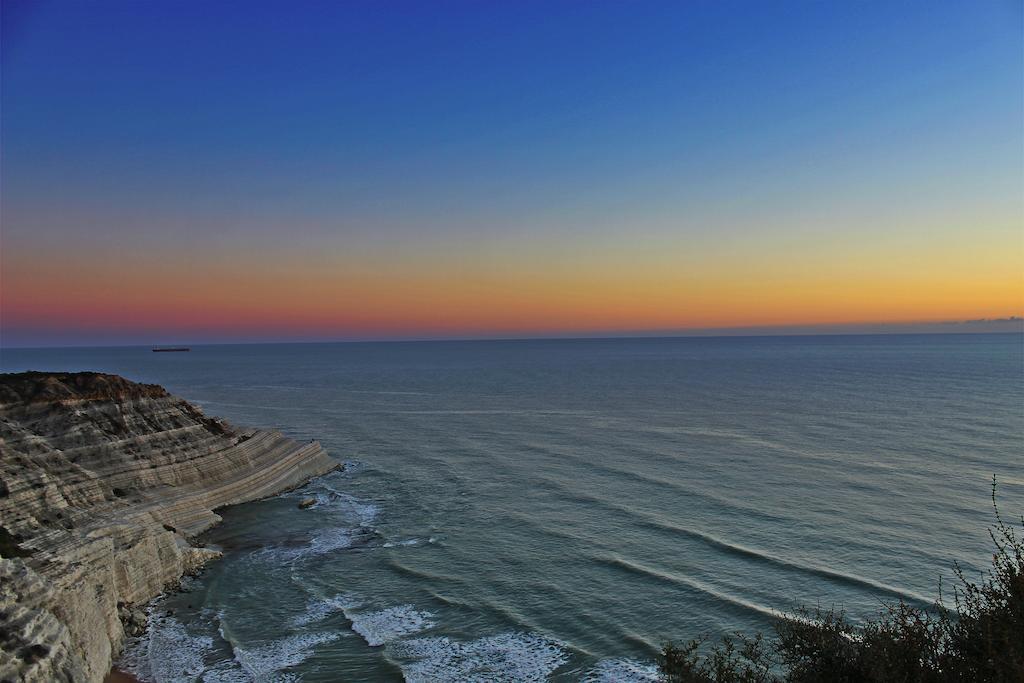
[0,372,339,682]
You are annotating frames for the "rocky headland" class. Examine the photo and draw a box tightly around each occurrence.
[0,372,339,682]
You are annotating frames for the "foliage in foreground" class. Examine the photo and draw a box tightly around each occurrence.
[660,480,1024,682]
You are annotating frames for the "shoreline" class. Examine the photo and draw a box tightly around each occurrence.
[104,471,341,682]
[0,372,340,682]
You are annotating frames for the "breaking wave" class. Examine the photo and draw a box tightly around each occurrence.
[394,631,570,683]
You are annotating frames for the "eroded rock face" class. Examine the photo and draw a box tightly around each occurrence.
[0,372,339,682]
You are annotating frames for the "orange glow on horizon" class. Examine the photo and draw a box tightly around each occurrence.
[4,231,1021,340]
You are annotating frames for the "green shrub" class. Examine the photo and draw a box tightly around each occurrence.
[659,479,1023,682]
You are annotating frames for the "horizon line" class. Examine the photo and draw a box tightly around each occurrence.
[3,321,1022,351]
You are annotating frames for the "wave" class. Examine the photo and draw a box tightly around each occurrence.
[120,607,339,683]
[423,589,474,610]
[502,509,589,544]
[529,442,796,527]
[382,537,426,548]
[363,409,529,415]
[341,389,434,396]
[190,661,253,683]
[209,609,342,682]
[290,594,362,628]
[119,615,215,683]
[394,632,569,683]
[248,526,359,563]
[286,477,380,520]
[228,631,341,680]
[289,582,437,649]
[346,604,436,646]
[581,658,660,682]
[533,470,932,608]
[384,556,460,583]
[250,482,381,563]
[599,555,785,621]
[629,515,933,607]
[620,631,662,658]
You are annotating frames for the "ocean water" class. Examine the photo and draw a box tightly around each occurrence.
[3,334,1022,682]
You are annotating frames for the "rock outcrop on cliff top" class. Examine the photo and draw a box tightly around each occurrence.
[0,372,339,682]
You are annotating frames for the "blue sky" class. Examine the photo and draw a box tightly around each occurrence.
[2,1,1021,346]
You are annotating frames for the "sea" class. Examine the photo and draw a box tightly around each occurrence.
[2,334,1022,682]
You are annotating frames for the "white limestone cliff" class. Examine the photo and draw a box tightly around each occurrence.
[0,372,339,682]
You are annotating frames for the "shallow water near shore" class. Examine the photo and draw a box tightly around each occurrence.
[5,334,1023,681]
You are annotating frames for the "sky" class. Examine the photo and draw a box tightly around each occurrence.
[2,0,1022,347]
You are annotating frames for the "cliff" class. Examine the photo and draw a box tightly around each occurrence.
[0,372,340,682]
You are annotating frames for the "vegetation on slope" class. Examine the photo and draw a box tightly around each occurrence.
[659,479,1023,682]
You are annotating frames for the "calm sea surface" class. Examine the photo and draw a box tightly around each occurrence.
[3,335,1022,682]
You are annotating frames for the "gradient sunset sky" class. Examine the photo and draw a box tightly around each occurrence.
[2,1,1022,346]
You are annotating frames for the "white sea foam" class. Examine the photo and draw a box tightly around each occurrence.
[291,594,363,628]
[250,515,378,563]
[298,486,380,526]
[582,658,660,682]
[382,538,422,548]
[328,495,380,526]
[266,476,383,561]
[194,660,255,683]
[348,604,436,646]
[249,533,351,563]
[395,632,569,682]
[119,616,215,683]
[230,631,341,680]
[307,527,357,554]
